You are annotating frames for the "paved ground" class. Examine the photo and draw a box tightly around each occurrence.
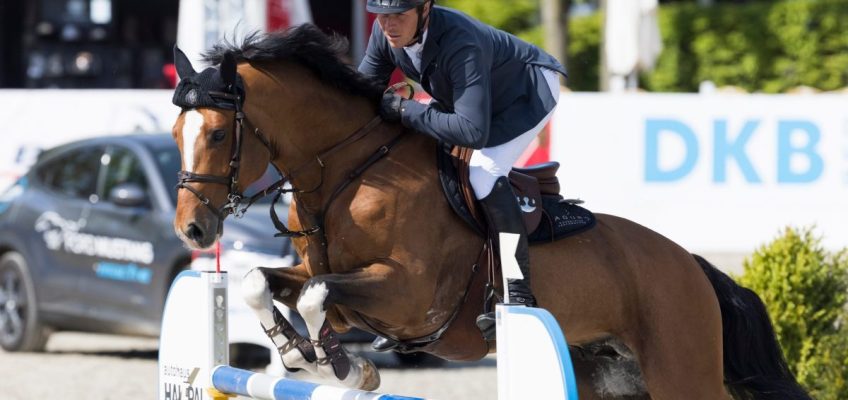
[0,332,497,400]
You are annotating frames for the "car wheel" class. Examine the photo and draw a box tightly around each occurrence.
[0,252,51,352]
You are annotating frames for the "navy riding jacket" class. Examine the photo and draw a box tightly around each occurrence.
[358,6,567,149]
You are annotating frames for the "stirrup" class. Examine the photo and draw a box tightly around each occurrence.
[476,312,497,341]
[371,336,399,352]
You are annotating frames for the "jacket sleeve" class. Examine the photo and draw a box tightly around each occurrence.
[400,44,492,149]
[357,22,396,88]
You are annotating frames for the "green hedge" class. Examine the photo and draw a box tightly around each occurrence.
[736,227,848,400]
[438,0,540,34]
[645,0,848,93]
[446,0,848,92]
[567,0,848,92]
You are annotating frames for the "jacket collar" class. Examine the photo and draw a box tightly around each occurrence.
[419,6,444,74]
[388,6,444,79]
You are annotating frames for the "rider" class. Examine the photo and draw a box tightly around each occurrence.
[359,0,566,346]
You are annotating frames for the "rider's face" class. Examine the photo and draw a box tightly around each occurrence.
[376,5,429,48]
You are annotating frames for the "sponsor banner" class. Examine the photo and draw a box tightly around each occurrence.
[550,93,848,253]
[0,90,177,190]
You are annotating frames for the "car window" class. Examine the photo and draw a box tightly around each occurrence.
[150,145,181,205]
[35,147,103,199]
[101,146,149,201]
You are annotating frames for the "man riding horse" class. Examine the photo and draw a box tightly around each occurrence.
[358,0,567,348]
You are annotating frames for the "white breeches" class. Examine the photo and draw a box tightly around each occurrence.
[469,68,561,199]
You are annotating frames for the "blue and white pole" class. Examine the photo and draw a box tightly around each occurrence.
[211,365,423,400]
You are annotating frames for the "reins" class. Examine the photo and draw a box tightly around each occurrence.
[176,86,399,239]
[267,115,399,238]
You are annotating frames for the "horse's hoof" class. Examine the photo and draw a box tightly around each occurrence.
[358,358,381,391]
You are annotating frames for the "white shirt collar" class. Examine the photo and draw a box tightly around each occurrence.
[404,29,428,54]
[403,29,428,73]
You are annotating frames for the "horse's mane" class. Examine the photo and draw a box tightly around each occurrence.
[202,24,384,103]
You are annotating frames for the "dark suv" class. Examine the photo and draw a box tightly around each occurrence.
[0,134,294,351]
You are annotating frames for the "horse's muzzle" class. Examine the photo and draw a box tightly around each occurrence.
[179,220,217,249]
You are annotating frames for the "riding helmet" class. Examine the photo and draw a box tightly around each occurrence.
[366,0,429,14]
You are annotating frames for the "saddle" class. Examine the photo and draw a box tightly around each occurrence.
[437,144,595,243]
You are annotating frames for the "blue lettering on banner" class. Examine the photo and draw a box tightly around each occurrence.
[645,119,699,182]
[95,262,153,284]
[713,120,762,183]
[645,118,824,184]
[778,120,823,183]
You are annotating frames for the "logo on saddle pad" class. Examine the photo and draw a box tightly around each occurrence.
[517,196,536,213]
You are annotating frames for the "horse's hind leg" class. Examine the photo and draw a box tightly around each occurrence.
[625,259,731,399]
[242,264,318,374]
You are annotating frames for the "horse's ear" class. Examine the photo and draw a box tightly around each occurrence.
[173,46,197,79]
[221,52,237,90]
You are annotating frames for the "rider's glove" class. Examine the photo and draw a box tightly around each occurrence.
[379,92,405,122]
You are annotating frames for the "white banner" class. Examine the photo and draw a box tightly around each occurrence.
[550,93,848,253]
[0,90,178,190]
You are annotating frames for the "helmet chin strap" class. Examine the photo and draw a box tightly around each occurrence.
[406,0,432,46]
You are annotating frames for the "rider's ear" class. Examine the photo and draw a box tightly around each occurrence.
[173,46,197,79]
[221,52,237,91]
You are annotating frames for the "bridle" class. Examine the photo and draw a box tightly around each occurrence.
[176,89,289,236]
[176,83,396,239]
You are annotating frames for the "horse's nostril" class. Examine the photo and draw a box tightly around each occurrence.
[186,223,205,243]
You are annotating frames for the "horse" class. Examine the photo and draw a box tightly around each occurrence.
[169,25,809,400]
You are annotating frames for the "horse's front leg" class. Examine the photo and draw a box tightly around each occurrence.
[241,264,319,374]
[297,262,419,391]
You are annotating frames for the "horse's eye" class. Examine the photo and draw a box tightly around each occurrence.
[211,129,226,143]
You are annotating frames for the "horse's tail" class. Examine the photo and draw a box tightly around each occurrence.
[692,254,811,400]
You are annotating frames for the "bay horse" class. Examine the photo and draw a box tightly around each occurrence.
[170,25,809,399]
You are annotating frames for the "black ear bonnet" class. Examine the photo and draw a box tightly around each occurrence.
[172,46,245,110]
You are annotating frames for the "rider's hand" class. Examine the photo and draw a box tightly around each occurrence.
[379,92,405,122]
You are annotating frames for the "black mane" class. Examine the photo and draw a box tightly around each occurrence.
[203,24,383,102]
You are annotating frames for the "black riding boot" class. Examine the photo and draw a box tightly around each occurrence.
[475,177,537,340]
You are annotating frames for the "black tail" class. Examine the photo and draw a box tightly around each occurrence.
[692,254,811,400]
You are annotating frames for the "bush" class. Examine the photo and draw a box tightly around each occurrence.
[736,227,848,399]
[531,0,848,92]
[566,12,603,92]
[438,0,540,35]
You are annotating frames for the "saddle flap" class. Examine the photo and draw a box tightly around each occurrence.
[512,161,561,196]
[507,171,543,234]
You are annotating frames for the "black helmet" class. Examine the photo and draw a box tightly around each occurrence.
[366,0,428,14]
